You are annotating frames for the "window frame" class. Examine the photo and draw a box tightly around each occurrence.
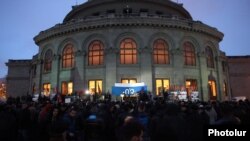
[206,46,215,68]
[208,80,217,99]
[44,49,53,72]
[62,44,74,68]
[183,42,196,66]
[153,39,170,64]
[61,81,73,95]
[155,79,170,96]
[43,83,51,96]
[121,78,137,84]
[88,80,103,94]
[120,38,137,64]
[185,79,198,96]
[88,40,104,66]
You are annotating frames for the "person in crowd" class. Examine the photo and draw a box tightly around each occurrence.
[63,106,84,141]
[48,106,65,141]
[117,118,144,141]
[214,103,241,125]
[38,102,52,141]
[205,104,217,124]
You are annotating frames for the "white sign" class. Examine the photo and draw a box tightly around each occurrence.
[191,91,199,101]
[114,82,146,87]
[178,91,187,100]
[65,98,71,103]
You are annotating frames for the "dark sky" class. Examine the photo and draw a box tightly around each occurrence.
[0,0,250,78]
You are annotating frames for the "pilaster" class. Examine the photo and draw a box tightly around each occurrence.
[105,47,117,93]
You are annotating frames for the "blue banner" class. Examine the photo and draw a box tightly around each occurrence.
[112,86,147,96]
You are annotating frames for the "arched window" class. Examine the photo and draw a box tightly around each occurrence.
[208,80,217,100]
[206,46,214,68]
[44,49,53,72]
[153,39,170,64]
[183,42,196,66]
[223,81,228,97]
[62,44,74,68]
[120,38,137,64]
[88,40,104,65]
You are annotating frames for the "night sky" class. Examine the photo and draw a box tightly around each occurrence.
[0,0,250,78]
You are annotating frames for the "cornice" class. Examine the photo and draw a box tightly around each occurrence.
[34,16,223,45]
[63,0,192,22]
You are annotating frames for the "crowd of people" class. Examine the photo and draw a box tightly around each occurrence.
[0,94,250,141]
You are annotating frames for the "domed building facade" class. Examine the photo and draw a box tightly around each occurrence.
[31,0,229,101]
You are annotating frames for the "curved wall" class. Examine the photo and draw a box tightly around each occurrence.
[32,0,229,101]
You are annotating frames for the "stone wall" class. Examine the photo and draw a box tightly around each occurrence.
[228,56,250,100]
[5,60,31,97]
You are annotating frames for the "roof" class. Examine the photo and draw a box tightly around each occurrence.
[63,0,192,22]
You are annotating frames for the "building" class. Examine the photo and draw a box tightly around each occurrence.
[5,60,31,97]
[7,0,231,101]
[228,56,250,100]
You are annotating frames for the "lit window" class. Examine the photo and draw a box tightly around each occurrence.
[43,83,51,96]
[183,42,196,66]
[223,81,228,96]
[62,44,74,68]
[121,78,137,84]
[61,81,73,95]
[185,79,197,96]
[88,80,102,94]
[206,46,214,68]
[44,49,53,72]
[88,40,104,65]
[155,79,169,95]
[120,38,137,64]
[153,39,169,64]
[208,80,217,97]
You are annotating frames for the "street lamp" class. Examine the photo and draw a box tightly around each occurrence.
[85,90,90,95]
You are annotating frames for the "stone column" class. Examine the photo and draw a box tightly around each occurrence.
[51,55,60,93]
[73,51,85,93]
[36,59,43,94]
[140,47,153,92]
[171,48,184,87]
[198,52,209,101]
[105,47,117,95]
[215,55,224,101]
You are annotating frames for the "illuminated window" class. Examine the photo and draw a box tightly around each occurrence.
[61,81,73,95]
[153,39,170,64]
[155,79,170,95]
[88,40,104,65]
[88,80,103,94]
[120,38,137,64]
[62,44,74,68]
[223,81,228,96]
[44,49,53,72]
[183,42,196,66]
[206,46,214,68]
[43,83,51,96]
[185,79,197,96]
[121,78,137,84]
[208,80,217,98]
